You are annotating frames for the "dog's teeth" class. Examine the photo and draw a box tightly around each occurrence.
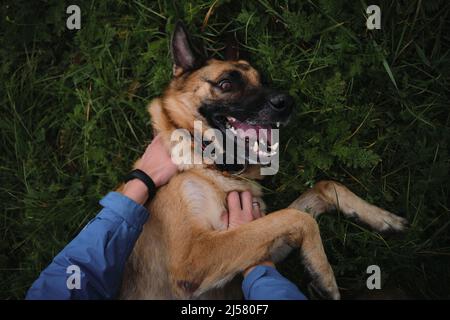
[225,122,231,129]
[253,141,259,153]
[271,142,279,151]
[276,122,280,128]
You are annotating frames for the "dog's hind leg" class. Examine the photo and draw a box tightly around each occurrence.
[169,209,339,300]
[289,180,408,233]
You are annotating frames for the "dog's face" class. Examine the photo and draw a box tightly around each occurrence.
[160,23,293,165]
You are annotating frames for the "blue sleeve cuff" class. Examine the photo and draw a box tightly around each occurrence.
[242,265,307,300]
[99,192,149,229]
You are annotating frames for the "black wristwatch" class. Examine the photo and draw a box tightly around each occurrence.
[124,169,157,199]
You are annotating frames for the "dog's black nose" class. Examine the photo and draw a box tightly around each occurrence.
[268,93,294,112]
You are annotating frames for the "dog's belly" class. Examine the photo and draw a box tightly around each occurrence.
[179,178,229,230]
[120,169,267,299]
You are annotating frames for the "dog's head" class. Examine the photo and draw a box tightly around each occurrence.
[150,22,294,172]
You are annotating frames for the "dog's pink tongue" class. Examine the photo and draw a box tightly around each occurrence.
[230,118,272,144]
[232,120,254,131]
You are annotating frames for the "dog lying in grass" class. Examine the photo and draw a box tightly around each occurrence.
[118,22,408,299]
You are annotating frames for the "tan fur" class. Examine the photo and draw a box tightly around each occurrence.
[119,59,407,300]
[289,181,408,232]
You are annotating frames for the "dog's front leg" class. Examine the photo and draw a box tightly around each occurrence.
[169,208,340,300]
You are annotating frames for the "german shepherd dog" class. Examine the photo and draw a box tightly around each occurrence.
[119,23,408,299]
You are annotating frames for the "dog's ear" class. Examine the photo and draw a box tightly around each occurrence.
[171,21,199,76]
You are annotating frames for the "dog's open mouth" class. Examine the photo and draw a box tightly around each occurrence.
[213,116,281,158]
[225,116,280,157]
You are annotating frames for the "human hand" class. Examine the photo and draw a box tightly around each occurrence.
[122,134,178,204]
[221,191,275,276]
[134,134,178,188]
[222,191,262,229]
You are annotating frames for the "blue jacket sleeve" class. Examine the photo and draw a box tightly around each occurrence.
[26,192,149,300]
[242,265,307,300]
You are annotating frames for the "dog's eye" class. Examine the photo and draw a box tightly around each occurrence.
[218,80,232,91]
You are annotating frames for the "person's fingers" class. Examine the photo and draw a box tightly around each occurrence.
[240,191,252,212]
[227,191,242,215]
[240,191,254,221]
[220,210,229,228]
[252,199,262,219]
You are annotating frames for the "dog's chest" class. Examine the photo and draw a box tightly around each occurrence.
[178,170,265,230]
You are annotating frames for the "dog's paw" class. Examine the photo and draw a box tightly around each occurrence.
[373,208,409,233]
[355,205,409,234]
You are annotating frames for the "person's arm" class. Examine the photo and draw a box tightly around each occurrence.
[26,135,177,300]
[223,192,307,300]
[242,262,307,300]
[26,191,149,299]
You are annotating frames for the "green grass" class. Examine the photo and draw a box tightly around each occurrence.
[1,0,449,299]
